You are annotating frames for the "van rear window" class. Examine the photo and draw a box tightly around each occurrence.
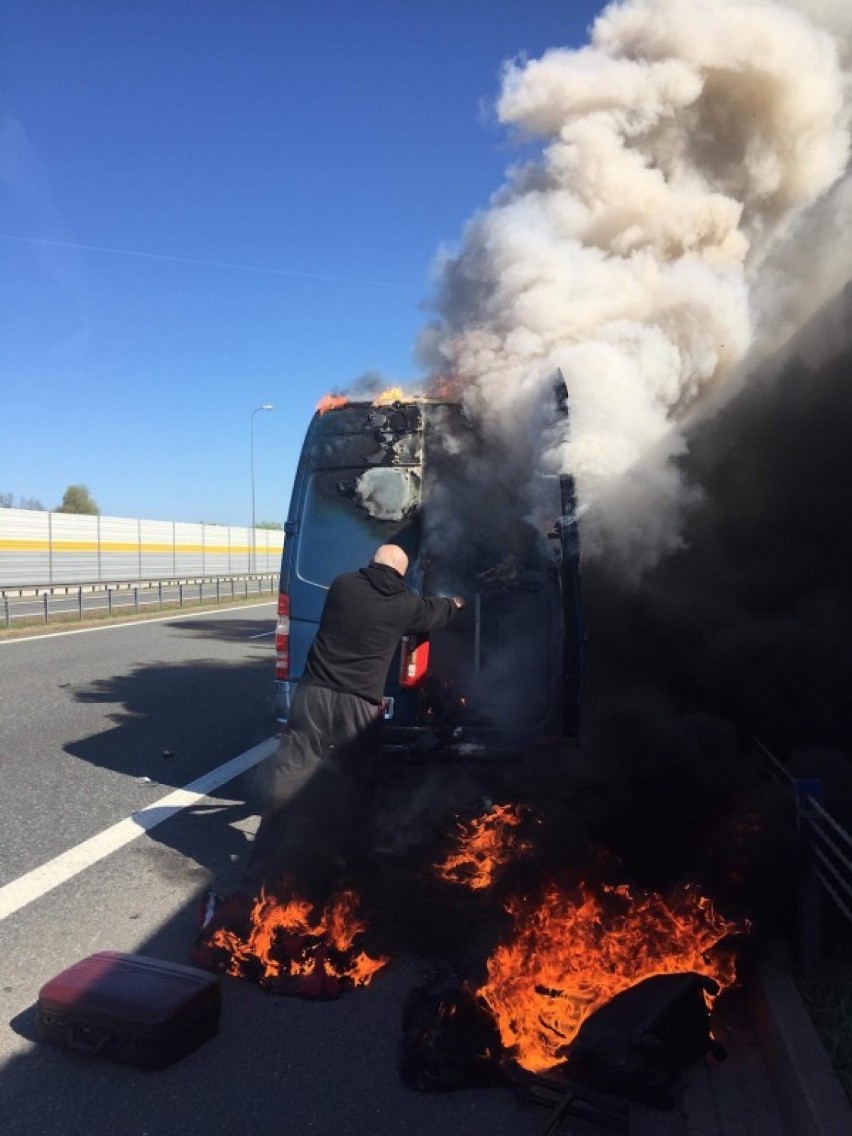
[296,470,421,588]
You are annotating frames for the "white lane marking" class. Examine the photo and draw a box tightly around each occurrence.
[248,630,274,639]
[0,736,279,922]
[0,601,277,644]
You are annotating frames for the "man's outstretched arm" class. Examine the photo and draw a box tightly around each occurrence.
[405,594,465,634]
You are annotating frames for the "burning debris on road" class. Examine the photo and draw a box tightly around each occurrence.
[194,781,751,1108]
[475,880,742,1074]
[395,800,746,1099]
[193,887,387,1000]
[400,968,725,1110]
[433,803,535,891]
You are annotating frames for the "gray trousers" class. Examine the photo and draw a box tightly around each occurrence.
[243,681,383,895]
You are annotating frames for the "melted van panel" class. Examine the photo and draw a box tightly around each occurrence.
[312,404,423,437]
[309,433,422,471]
[344,467,421,521]
[309,405,424,470]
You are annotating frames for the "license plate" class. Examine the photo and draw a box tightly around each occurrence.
[382,697,394,720]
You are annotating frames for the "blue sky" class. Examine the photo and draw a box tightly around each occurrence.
[1,0,605,527]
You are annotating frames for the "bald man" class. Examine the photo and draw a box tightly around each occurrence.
[243,544,464,894]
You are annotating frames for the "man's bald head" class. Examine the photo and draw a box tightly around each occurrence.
[373,544,409,576]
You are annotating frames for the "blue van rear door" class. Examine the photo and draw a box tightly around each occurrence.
[286,404,424,686]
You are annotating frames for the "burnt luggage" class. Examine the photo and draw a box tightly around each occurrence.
[37,950,221,1068]
[554,972,725,1107]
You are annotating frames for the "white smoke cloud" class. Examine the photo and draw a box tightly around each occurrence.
[787,0,852,61]
[419,0,851,577]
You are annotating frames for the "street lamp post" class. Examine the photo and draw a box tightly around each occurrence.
[251,404,274,573]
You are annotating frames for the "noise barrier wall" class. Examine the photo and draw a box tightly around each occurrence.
[0,508,284,587]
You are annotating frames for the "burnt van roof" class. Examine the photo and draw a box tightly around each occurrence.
[314,395,459,413]
[311,399,463,439]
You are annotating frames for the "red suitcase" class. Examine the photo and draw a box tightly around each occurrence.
[37,951,221,1068]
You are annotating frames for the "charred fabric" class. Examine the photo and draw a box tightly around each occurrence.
[193,382,786,1113]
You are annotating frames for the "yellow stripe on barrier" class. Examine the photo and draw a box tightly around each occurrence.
[0,540,264,555]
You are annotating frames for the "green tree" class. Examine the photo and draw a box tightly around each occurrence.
[256,520,283,530]
[56,484,100,515]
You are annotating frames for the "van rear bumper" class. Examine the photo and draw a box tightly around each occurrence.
[274,680,538,757]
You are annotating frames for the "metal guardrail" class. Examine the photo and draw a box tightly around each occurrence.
[2,574,279,629]
[752,736,852,971]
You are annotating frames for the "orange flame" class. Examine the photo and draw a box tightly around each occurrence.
[435,804,532,890]
[316,394,348,415]
[477,882,745,1072]
[208,887,387,987]
[372,386,404,405]
[427,373,462,399]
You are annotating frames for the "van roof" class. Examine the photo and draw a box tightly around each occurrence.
[315,395,460,413]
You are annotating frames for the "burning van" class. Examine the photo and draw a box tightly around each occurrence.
[274,391,582,750]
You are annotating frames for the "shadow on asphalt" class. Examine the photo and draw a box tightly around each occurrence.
[65,619,278,789]
[161,614,277,644]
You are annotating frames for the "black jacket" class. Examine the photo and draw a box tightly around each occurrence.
[303,562,457,704]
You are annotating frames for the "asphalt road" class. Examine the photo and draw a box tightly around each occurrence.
[0,606,546,1136]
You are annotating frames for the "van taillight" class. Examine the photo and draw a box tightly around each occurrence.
[399,635,430,687]
[275,593,290,681]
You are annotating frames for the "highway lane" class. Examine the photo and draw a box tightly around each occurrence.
[0,605,280,886]
[0,607,540,1136]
